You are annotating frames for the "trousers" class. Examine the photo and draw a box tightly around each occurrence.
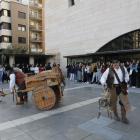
[91,72,97,82]
[70,73,74,80]
[96,72,101,82]
[109,86,126,117]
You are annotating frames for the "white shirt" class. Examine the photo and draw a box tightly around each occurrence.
[10,74,15,92]
[100,66,129,84]
[85,67,90,73]
[34,67,39,74]
[30,67,35,71]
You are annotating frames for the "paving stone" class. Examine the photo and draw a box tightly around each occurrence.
[0,114,9,124]
[83,134,107,140]
[94,127,126,140]
[18,119,46,133]
[52,113,88,126]
[46,120,74,133]
[107,121,135,133]
[10,134,34,140]
[77,121,104,133]
[0,127,24,140]
[90,116,115,126]
[47,134,71,140]
[119,133,140,140]
[60,127,91,140]
[28,126,58,140]
[128,125,140,137]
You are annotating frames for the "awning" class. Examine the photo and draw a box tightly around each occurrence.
[3,53,55,58]
[63,49,140,58]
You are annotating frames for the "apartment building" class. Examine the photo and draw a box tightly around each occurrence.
[29,0,45,55]
[0,0,28,65]
[0,0,52,66]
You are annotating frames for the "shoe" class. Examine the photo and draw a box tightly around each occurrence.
[17,101,24,105]
[132,86,136,88]
[24,98,28,101]
[86,82,89,84]
[90,82,93,84]
[114,115,120,121]
[122,116,129,124]
[127,85,129,88]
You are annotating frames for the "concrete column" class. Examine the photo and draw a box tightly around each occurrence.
[9,56,15,67]
[29,56,34,65]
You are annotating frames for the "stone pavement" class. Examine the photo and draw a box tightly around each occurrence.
[0,80,140,140]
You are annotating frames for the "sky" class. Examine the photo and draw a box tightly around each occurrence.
[0,0,29,5]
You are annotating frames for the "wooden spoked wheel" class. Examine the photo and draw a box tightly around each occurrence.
[32,84,56,110]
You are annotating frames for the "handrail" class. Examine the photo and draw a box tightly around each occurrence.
[29,25,42,30]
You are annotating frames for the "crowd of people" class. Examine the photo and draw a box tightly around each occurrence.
[0,62,59,83]
[66,60,140,88]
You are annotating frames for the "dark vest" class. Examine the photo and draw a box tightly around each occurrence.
[107,66,125,89]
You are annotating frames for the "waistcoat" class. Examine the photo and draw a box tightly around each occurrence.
[107,66,125,89]
[15,70,25,86]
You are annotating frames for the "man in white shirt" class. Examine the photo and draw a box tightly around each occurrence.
[100,56,131,123]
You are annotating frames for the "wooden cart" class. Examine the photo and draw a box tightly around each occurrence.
[0,68,66,111]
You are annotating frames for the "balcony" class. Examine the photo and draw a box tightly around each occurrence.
[30,37,42,43]
[31,48,43,53]
[29,2,42,10]
[29,25,42,32]
[29,13,42,21]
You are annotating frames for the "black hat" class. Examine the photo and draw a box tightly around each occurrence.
[48,62,51,64]
[112,56,119,61]
[5,65,12,71]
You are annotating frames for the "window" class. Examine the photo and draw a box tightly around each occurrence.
[97,30,140,52]
[18,12,26,19]
[69,0,75,7]
[3,23,11,30]
[0,36,12,43]
[72,0,75,5]
[4,10,8,16]
[31,10,34,15]
[0,23,11,30]
[18,24,26,31]
[4,37,9,42]
[0,9,10,17]
[18,37,26,44]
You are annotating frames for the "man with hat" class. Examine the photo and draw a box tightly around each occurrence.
[100,56,131,123]
[5,65,27,104]
[46,62,52,70]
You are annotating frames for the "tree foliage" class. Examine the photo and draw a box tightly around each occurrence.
[3,45,28,54]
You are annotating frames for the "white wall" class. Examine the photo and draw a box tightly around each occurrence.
[0,1,10,10]
[45,0,140,75]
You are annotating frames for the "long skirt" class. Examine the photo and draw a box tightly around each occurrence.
[17,81,27,97]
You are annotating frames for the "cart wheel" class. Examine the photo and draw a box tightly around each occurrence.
[32,84,56,110]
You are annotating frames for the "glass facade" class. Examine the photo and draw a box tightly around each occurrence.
[67,29,140,64]
[97,30,140,52]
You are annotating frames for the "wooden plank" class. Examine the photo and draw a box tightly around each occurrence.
[59,86,63,102]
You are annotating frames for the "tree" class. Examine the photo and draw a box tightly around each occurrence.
[3,44,28,54]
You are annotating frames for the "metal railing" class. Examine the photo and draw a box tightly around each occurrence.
[29,13,42,19]
[29,2,42,8]
[31,48,42,52]
[30,37,42,42]
[29,25,42,30]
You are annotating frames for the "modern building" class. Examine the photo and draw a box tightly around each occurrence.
[45,0,140,75]
[0,0,53,66]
